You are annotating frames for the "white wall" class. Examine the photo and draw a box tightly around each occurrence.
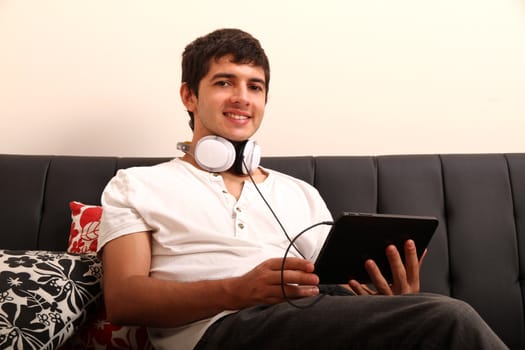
[1,0,525,157]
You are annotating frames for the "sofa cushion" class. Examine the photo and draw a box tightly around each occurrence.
[62,201,153,350]
[68,201,102,254]
[0,250,102,349]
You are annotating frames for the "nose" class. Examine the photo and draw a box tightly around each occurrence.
[230,86,249,106]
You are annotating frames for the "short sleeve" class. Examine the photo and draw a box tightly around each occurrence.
[97,169,152,253]
[302,188,333,261]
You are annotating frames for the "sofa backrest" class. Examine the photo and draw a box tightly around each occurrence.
[1,153,524,348]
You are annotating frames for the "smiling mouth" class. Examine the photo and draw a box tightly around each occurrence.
[224,112,249,120]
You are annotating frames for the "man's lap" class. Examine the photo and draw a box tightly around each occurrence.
[194,292,506,350]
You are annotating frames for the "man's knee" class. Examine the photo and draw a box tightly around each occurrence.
[419,294,500,342]
[424,295,481,324]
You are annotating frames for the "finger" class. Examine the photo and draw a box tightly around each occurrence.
[364,259,393,295]
[361,284,376,294]
[276,284,320,300]
[404,240,420,287]
[385,244,408,291]
[419,248,428,267]
[253,259,318,287]
[349,279,379,295]
[348,280,369,295]
[279,269,319,286]
[270,257,315,273]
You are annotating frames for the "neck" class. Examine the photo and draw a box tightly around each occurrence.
[180,153,254,178]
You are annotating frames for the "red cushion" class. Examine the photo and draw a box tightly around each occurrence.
[68,201,102,254]
[61,201,153,350]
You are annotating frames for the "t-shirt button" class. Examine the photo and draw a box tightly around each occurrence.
[238,223,245,229]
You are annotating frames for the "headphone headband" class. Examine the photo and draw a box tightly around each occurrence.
[177,136,261,175]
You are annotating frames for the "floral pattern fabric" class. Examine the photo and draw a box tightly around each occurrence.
[61,201,154,350]
[68,202,102,254]
[0,250,102,350]
[63,305,153,350]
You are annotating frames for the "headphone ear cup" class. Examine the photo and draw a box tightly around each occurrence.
[241,140,261,175]
[194,136,236,173]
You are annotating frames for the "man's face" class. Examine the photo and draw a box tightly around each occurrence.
[184,55,267,142]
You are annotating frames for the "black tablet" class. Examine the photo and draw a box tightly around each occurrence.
[314,212,439,284]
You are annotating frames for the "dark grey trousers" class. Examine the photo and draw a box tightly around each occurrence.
[194,291,508,350]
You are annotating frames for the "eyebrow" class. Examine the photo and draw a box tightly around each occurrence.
[211,72,266,86]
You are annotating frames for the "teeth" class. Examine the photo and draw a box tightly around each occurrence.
[225,113,248,120]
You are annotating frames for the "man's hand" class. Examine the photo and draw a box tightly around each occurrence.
[348,239,427,295]
[227,257,320,308]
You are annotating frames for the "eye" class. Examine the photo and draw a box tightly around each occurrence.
[249,84,264,92]
[215,80,231,87]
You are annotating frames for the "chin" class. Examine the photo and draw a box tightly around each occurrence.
[221,131,254,142]
[228,136,251,142]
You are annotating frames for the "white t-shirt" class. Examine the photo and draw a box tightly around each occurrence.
[98,158,333,350]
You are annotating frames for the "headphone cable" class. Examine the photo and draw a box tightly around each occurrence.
[244,161,306,259]
[244,160,336,308]
[280,221,334,308]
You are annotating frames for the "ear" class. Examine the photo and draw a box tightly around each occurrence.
[180,83,197,112]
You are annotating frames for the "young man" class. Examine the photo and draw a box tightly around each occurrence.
[98,28,507,349]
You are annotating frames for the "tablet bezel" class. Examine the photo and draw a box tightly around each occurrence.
[314,212,439,284]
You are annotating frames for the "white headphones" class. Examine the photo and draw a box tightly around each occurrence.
[177,136,261,175]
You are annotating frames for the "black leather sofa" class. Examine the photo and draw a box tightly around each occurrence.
[1,153,524,349]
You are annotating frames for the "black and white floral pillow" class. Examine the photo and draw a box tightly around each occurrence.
[0,250,102,350]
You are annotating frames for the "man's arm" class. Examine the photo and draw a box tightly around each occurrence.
[102,231,320,328]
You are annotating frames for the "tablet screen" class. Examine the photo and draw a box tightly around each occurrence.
[314,212,439,284]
